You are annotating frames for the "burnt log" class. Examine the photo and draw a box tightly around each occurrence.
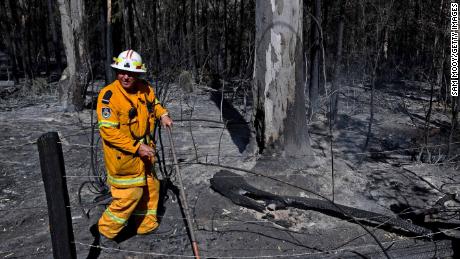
[210,170,432,237]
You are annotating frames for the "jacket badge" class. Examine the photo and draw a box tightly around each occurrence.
[102,107,111,118]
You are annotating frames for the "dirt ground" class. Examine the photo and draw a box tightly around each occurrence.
[0,79,459,258]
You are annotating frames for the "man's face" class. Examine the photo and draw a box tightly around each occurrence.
[116,70,141,90]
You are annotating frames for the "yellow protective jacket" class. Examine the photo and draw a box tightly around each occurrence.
[97,79,168,188]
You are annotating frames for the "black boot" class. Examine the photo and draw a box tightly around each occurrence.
[90,224,120,254]
[99,234,121,253]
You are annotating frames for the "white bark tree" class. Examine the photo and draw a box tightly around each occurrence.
[57,0,89,111]
[252,0,314,164]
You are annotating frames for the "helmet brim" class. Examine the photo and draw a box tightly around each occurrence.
[110,64,146,73]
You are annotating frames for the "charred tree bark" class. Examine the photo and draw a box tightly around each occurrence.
[8,0,30,82]
[235,0,245,76]
[173,3,182,64]
[214,0,221,75]
[105,0,113,84]
[57,0,89,111]
[253,0,314,164]
[40,10,51,77]
[223,0,228,75]
[120,0,131,48]
[189,0,198,75]
[201,0,209,56]
[18,0,33,81]
[152,0,161,72]
[2,0,20,82]
[330,0,346,122]
[47,0,62,74]
[308,0,322,119]
[181,0,188,67]
[362,3,393,156]
[423,82,435,161]
[361,48,380,157]
[120,0,135,49]
[132,2,148,54]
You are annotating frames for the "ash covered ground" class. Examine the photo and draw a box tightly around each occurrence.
[0,80,459,258]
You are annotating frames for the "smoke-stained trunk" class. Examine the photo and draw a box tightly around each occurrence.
[253,0,313,161]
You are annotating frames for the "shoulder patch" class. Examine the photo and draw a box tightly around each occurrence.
[102,90,113,104]
[102,107,111,118]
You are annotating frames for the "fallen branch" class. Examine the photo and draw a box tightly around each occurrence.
[210,170,432,237]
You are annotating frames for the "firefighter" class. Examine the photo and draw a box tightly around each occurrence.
[95,50,173,250]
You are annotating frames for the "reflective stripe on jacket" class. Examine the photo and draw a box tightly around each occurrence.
[97,79,168,188]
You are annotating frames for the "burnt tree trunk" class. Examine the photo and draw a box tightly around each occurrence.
[2,0,20,82]
[105,0,113,84]
[57,0,89,111]
[330,0,346,122]
[18,0,33,82]
[120,0,131,48]
[253,0,314,164]
[223,0,228,75]
[201,0,208,57]
[190,0,197,74]
[40,10,51,77]
[213,1,221,74]
[8,0,30,82]
[152,0,161,72]
[235,0,245,75]
[181,0,188,66]
[47,0,62,74]
[308,0,322,119]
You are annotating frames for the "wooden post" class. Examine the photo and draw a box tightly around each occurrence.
[37,132,77,259]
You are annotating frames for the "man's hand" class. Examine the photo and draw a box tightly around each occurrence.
[137,143,155,159]
[161,114,173,128]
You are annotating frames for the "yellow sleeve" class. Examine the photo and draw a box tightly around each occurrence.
[148,85,168,119]
[154,98,168,119]
[97,89,141,154]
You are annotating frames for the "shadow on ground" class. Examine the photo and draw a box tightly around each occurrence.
[210,91,250,153]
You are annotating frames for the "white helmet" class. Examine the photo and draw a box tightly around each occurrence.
[111,50,146,73]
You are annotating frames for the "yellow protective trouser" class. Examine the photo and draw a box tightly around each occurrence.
[98,175,160,238]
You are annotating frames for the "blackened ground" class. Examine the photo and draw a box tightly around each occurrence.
[0,79,459,258]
